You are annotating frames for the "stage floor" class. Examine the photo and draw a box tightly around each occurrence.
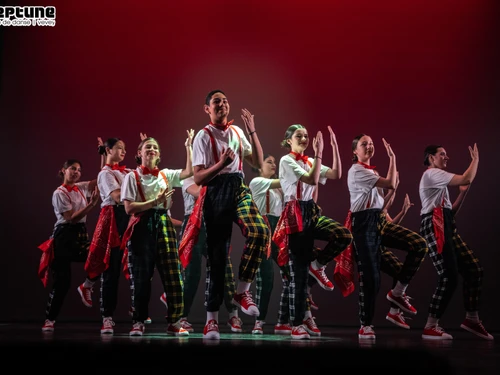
[0,321,497,374]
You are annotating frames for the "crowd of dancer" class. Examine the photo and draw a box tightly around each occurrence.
[37,89,493,342]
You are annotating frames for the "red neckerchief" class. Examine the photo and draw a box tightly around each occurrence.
[106,163,127,172]
[210,119,234,131]
[290,151,309,164]
[140,165,160,177]
[62,184,78,192]
[357,161,376,169]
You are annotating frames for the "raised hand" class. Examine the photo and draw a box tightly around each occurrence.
[382,138,395,158]
[185,129,195,147]
[241,108,256,134]
[140,132,148,141]
[312,131,324,155]
[468,143,479,161]
[327,126,338,147]
[97,137,104,147]
[220,147,236,167]
[402,193,414,214]
[156,187,175,206]
[394,171,400,190]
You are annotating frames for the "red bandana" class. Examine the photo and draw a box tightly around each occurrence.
[141,166,160,177]
[62,184,78,192]
[106,164,127,172]
[210,119,234,131]
[357,161,376,170]
[290,151,309,164]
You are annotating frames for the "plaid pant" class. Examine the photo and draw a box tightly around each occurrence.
[352,209,427,326]
[178,215,237,316]
[100,205,130,318]
[203,173,269,311]
[127,209,184,323]
[288,200,353,325]
[420,208,483,318]
[255,214,293,323]
[46,223,89,321]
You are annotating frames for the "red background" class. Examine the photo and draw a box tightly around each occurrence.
[1,0,499,329]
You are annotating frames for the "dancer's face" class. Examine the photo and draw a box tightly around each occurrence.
[288,128,309,153]
[204,92,230,123]
[354,135,374,163]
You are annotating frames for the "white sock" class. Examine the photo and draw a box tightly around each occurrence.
[389,307,400,315]
[425,316,439,329]
[206,311,218,324]
[466,311,479,323]
[391,281,408,297]
[83,278,95,288]
[236,282,251,295]
[229,309,238,319]
[304,310,312,319]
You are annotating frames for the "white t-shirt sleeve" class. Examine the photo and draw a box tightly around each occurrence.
[192,130,212,168]
[353,168,380,193]
[52,189,72,214]
[121,172,138,202]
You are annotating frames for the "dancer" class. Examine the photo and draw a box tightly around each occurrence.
[419,143,493,340]
[80,137,132,334]
[347,134,428,339]
[120,131,193,336]
[273,124,353,340]
[38,159,99,332]
[182,90,270,340]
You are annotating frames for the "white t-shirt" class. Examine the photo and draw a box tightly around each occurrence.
[98,165,132,208]
[419,168,454,215]
[181,176,197,215]
[52,181,91,227]
[279,154,328,203]
[121,167,182,210]
[249,177,283,217]
[347,163,385,212]
[192,124,252,176]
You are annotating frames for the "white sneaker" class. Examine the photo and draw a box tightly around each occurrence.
[129,322,145,336]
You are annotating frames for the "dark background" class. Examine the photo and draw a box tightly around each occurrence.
[1,0,499,330]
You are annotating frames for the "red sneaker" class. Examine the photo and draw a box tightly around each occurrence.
[227,316,243,333]
[233,291,259,316]
[358,325,376,339]
[386,311,410,329]
[274,323,292,335]
[77,284,93,308]
[291,325,310,340]
[179,318,194,333]
[303,317,321,336]
[166,320,189,336]
[308,265,334,291]
[203,319,220,340]
[386,290,417,315]
[460,319,494,340]
[422,325,453,340]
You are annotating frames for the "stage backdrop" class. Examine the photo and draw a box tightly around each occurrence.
[1,0,499,331]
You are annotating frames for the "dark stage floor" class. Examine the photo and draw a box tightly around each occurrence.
[0,321,497,374]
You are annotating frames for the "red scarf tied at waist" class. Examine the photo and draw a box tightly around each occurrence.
[273,200,304,267]
[333,210,355,297]
[38,238,55,287]
[432,206,445,254]
[178,186,208,268]
[85,206,120,279]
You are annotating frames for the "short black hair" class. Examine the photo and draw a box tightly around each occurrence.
[205,89,226,105]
